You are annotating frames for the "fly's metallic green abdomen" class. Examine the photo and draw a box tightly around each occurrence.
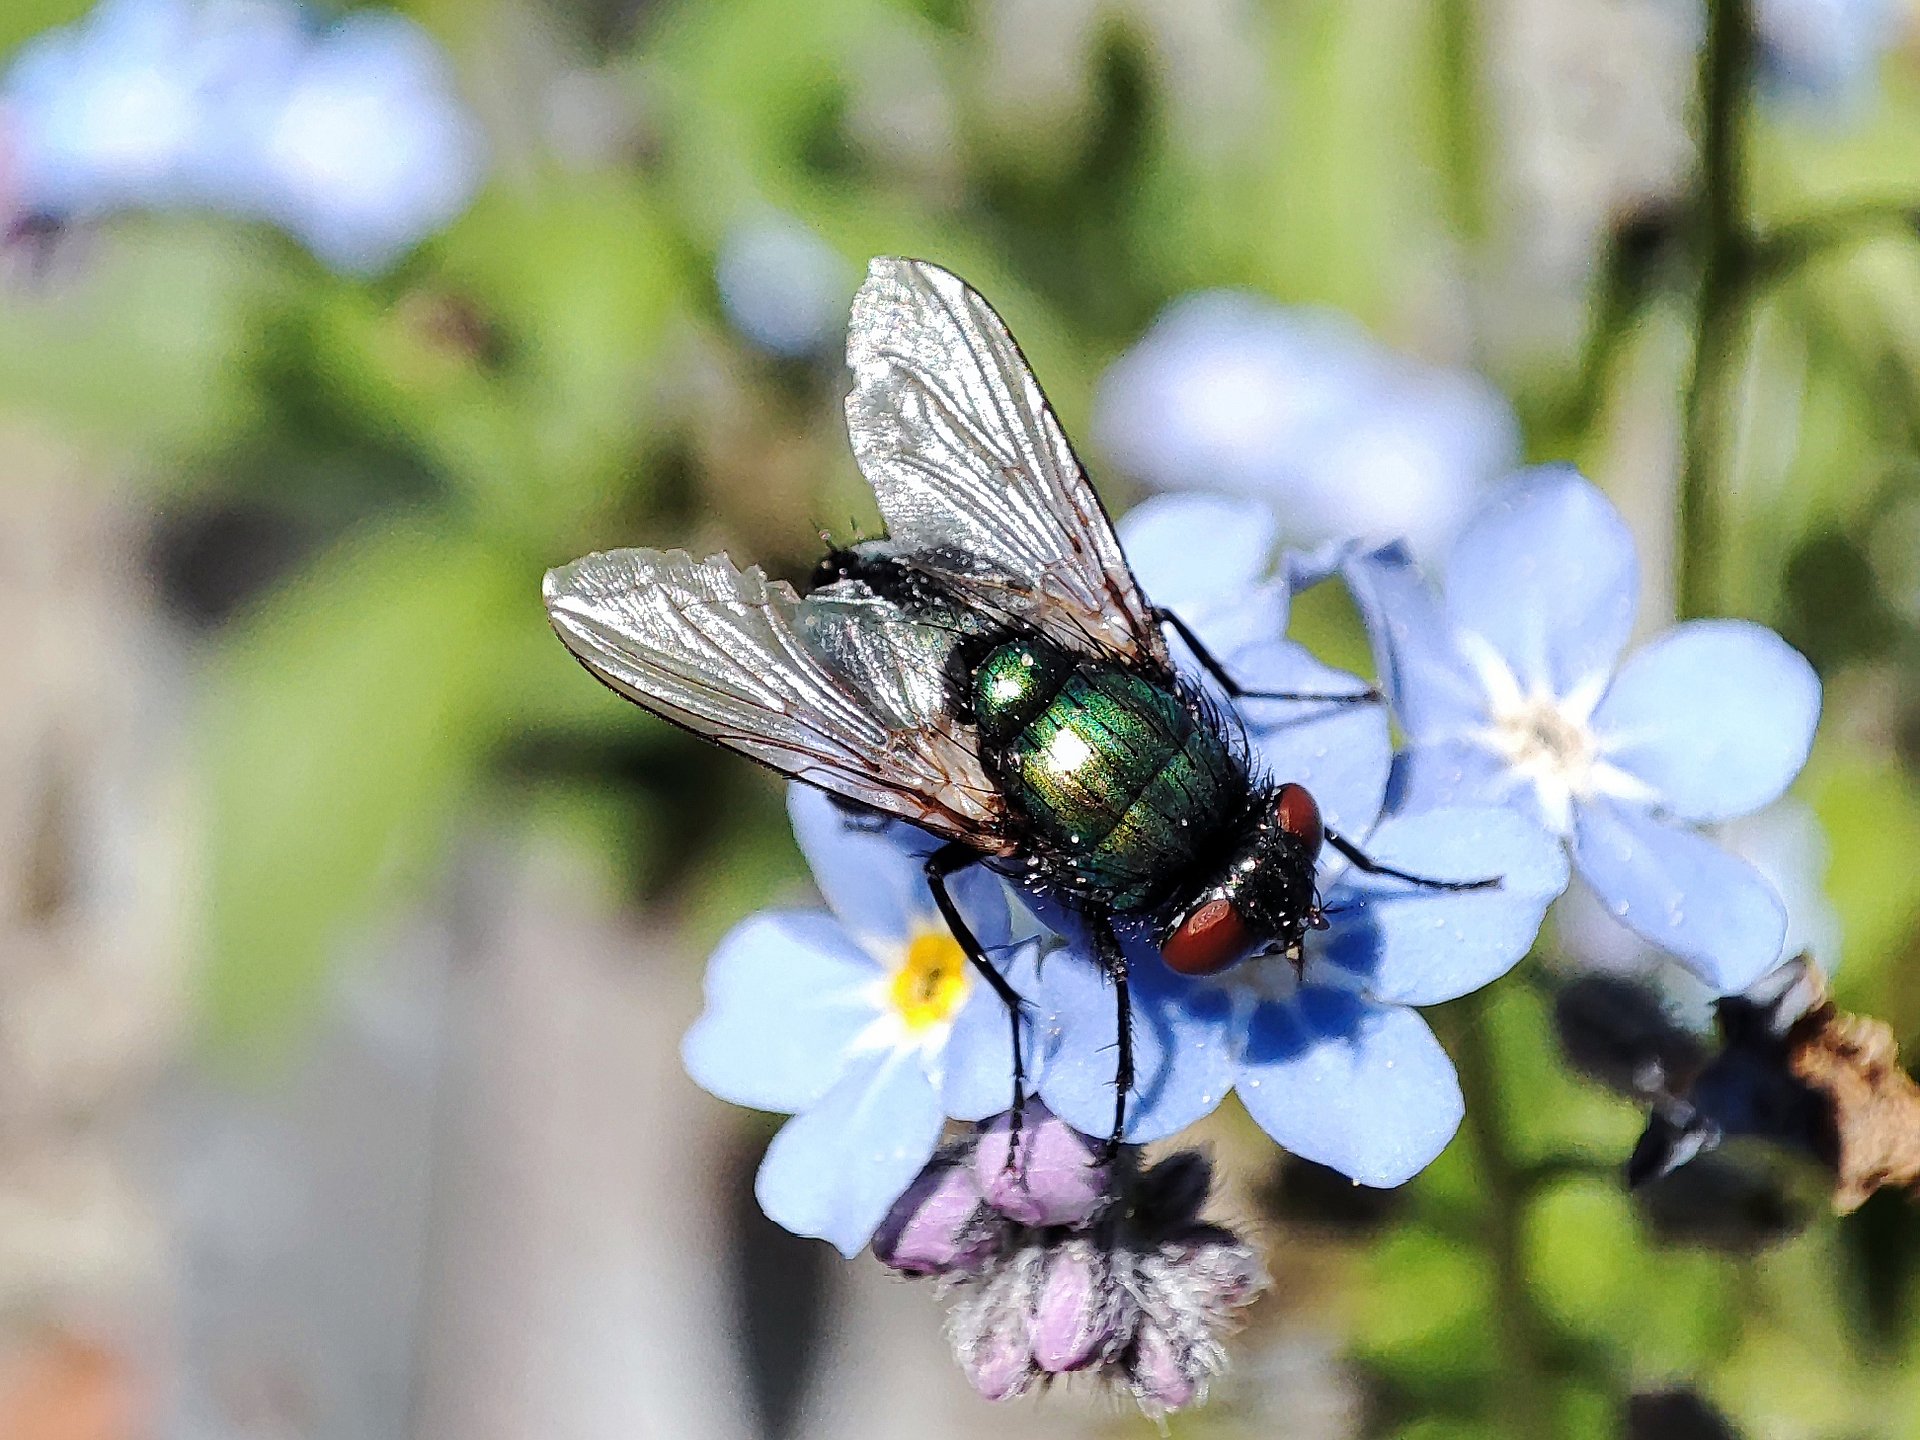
[972,637,1239,910]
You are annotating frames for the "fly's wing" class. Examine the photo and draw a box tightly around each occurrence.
[544,548,1008,848]
[845,256,1170,669]
[797,581,971,732]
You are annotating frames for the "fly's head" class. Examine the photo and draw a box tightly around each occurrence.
[1159,784,1325,977]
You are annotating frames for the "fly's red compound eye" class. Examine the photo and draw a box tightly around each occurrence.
[1161,897,1257,976]
[1274,783,1323,857]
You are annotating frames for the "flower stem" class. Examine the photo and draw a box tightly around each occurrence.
[1435,0,1488,247]
[1678,0,1755,621]
[1451,994,1556,1438]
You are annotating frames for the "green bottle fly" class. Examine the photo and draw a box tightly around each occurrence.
[971,637,1242,910]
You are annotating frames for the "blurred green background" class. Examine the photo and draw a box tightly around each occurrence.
[5,0,1920,1437]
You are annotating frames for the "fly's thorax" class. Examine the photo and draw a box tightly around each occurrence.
[812,542,967,616]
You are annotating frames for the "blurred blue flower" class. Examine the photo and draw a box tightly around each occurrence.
[246,11,486,274]
[683,785,1037,1256]
[1718,799,1841,966]
[1752,0,1896,109]
[1030,494,1568,1186]
[715,214,855,358]
[1,0,483,273]
[1346,466,1822,995]
[3,0,246,217]
[1093,292,1519,560]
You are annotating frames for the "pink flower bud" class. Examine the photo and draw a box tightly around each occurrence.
[1028,1240,1126,1373]
[972,1101,1111,1227]
[872,1157,994,1276]
[1127,1327,1199,1412]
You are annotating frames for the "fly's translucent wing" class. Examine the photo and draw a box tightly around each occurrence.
[845,257,1170,669]
[798,580,977,731]
[544,548,1008,848]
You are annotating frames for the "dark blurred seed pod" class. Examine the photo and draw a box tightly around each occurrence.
[1258,1154,1404,1233]
[1716,958,1824,1045]
[1606,198,1691,299]
[1626,1387,1745,1440]
[1627,956,1920,1214]
[1553,973,1707,1098]
[1632,1148,1816,1253]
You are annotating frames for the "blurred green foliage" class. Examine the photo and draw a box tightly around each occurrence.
[7,0,1920,1434]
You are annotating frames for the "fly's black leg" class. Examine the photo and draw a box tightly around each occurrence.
[1324,828,1500,892]
[1088,910,1132,1159]
[1153,606,1379,705]
[925,843,1028,1138]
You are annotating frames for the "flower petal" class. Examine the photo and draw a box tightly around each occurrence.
[1443,466,1638,697]
[754,1050,947,1257]
[1034,926,1238,1145]
[1233,640,1391,837]
[1318,806,1568,1005]
[1282,361,1518,560]
[1235,987,1463,1186]
[1721,801,1841,970]
[1093,293,1515,559]
[1342,542,1489,741]
[942,941,1044,1121]
[1385,740,1546,828]
[1593,621,1820,823]
[1092,291,1356,497]
[1572,798,1788,993]
[1117,491,1288,657]
[682,911,879,1113]
[788,784,1009,951]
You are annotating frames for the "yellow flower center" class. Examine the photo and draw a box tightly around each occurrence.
[890,928,970,1032]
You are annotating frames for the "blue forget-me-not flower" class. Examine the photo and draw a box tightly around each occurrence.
[2,0,250,220]
[683,785,1038,1257]
[244,9,486,274]
[1030,495,1569,1186]
[1345,466,1822,996]
[1092,292,1520,560]
[1752,0,1897,110]
[714,212,855,359]
[1556,797,1841,1038]
[2,0,484,274]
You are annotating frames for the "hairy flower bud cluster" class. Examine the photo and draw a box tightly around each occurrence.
[871,1101,1265,1414]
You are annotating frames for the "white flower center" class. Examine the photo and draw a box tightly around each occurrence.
[1460,633,1648,835]
[1486,690,1599,812]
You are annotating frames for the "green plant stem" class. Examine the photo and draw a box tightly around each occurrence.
[1678,0,1755,622]
[1435,0,1487,247]
[1451,995,1556,1438]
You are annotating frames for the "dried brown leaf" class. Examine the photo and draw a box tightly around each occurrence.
[1780,976,1920,1213]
